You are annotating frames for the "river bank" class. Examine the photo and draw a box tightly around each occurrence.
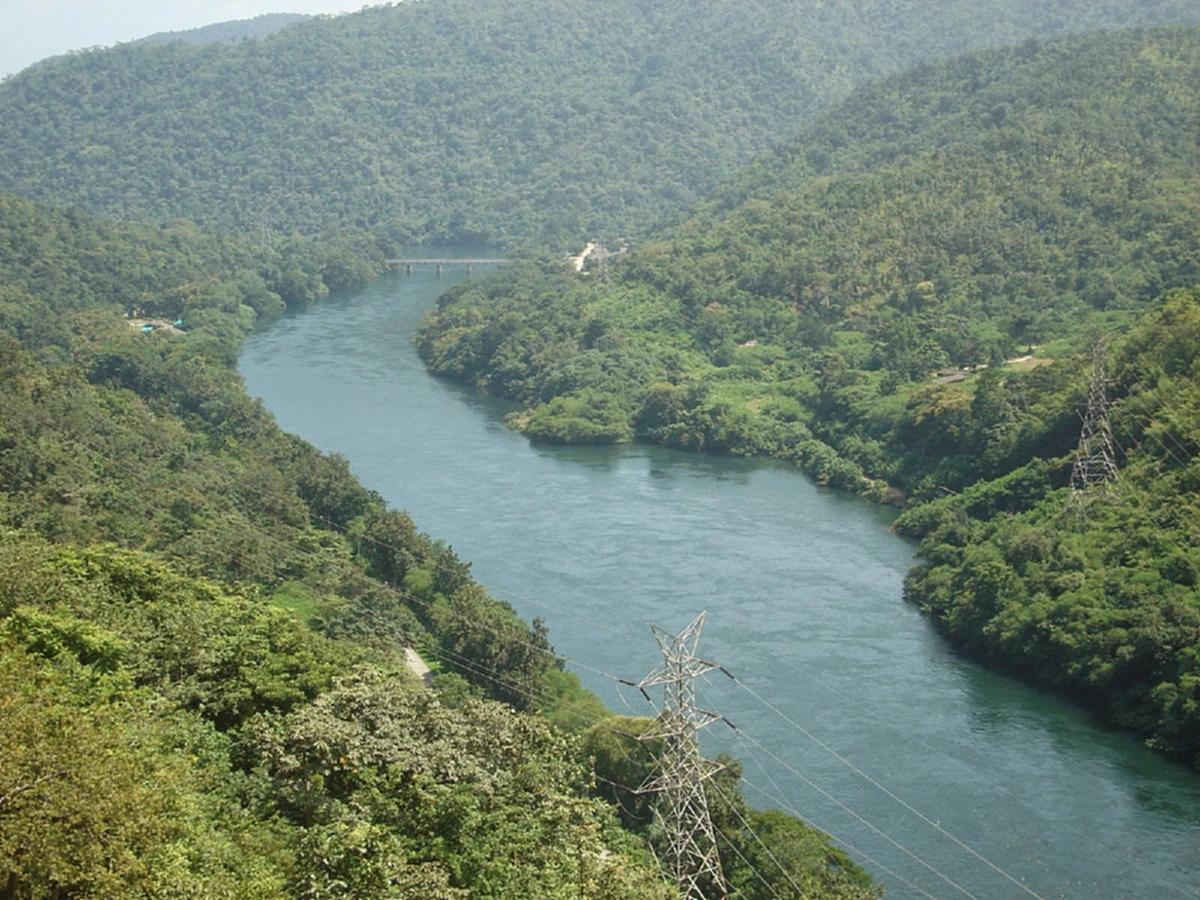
[240,266,1200,899]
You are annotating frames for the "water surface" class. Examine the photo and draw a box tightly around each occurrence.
[240,259,1200,899]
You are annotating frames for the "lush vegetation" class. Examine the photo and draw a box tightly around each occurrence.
[0,192,879,896]
[415,27,1200,764]
[898,288,1200,765]
[416,27,1200,499]
[7,0,1200,887]
[2,1,1199,247]
[0,536,666,899]
[0,192,575,714]
[132,13,311,49]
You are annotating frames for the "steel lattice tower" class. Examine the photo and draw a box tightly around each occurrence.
[1070,343,1120,499]
[636,612,729,900]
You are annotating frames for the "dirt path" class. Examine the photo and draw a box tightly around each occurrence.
[404,647,434,687]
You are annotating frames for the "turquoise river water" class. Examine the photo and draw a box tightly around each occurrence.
[238,254,1200,899]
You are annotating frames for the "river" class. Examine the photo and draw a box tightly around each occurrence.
[238,255,1200,900]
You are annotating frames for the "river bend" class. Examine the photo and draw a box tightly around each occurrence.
[239,258,1200,899]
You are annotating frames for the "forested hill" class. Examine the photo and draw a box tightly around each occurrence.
[415,25,1200,765]
[416,26,1200,492]
[132,13,310,48]
[1,1,1199,247]
[0,194,881,897]
[896,287,1200,766]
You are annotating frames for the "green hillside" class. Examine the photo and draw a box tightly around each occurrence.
[1,0,1198,246]
[414,25,1200,764]
[6,0,1200,885]
[0,193,881,897]
[897,288,1200,765]
[415,27,1200,492]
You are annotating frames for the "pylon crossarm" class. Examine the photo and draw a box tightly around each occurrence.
[640,664,720,688]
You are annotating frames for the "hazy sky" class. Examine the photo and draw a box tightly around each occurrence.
[0,1,357,78]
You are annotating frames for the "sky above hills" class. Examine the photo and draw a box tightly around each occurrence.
[0,0,352,78]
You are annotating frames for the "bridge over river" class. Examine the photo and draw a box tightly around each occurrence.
[387,257,512,275]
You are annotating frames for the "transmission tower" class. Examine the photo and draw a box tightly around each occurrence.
[1070,341,1119,499]
[635,612,729,900]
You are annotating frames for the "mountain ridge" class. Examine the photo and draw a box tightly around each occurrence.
[1,0,1198,246]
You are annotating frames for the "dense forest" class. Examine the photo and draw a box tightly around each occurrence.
[896,288,1200,765]
[5,0,1200,892]
[415,27,1200,762]
[132,14,311,49]
[0,194,879,896]
[416,27,1200,493]
[1,0,1199,247]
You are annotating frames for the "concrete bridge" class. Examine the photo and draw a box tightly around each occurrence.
[386,258,512,276]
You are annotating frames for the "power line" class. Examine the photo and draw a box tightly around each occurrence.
[736,773,938,900]
[729,724,981,900]
[706,775,811,900]
[730,734,944,900]
[726,678,1048,900]
[711,812,793,900]
[1100,413,1200,581]
[722,660,1198,900]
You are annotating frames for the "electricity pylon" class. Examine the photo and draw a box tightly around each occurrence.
[635,612,729,900]
[1070,341,1119,501]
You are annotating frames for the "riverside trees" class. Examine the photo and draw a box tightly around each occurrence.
[0,193,878,898]
[415,27,1200,764]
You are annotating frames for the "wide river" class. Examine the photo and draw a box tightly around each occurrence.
[239,255,1200,900]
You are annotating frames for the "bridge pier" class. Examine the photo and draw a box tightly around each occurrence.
[466,263,472,277]
[405,264,412,275]
[436,263,442,276]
